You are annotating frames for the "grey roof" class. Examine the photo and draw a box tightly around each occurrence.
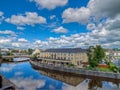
[44,48,86,53]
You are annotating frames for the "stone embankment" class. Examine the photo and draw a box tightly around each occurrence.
[30,60,120,80]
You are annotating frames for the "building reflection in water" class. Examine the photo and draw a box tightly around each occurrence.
[32,66,120,90]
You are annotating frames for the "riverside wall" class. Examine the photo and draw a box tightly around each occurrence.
[29,60,120,79]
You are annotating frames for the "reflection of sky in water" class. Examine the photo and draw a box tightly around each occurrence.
[0,62,63,90]
[0,62,119,90]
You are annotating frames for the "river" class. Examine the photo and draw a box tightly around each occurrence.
[0,58,120,90]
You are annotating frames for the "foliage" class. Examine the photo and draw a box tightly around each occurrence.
[6,51,13,55]
[98,67,112,72]
[0,54,2,59]
[85,66,112,72]
[68,63,75,67]
[109,63,120,73]
[93,45,105,63]
[28,48,33,55]
[87,45,106,68]
[32,54,37,59]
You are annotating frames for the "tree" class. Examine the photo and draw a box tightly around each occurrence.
[32,54,37,59]
[87,45,106,68]
[28,48,33,55]
[0,53,2,59]
[93,45,105,63]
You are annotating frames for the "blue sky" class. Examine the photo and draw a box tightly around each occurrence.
[0,0,120,49]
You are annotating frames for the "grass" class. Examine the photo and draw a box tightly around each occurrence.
[85,66,112,72]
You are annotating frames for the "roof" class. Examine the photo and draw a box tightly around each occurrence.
[44,48,86,53]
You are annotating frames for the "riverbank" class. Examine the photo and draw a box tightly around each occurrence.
[30,60,120,80]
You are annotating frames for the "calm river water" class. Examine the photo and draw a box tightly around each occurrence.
[0,58,120,90]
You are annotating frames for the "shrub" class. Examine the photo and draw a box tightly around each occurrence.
[0,54,2,59]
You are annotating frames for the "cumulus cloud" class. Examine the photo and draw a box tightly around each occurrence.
[52,26,68,34]
[5,12,46,27]
[0,11,3,16]
[17,26,25,30]
[0,30,16,36]
[1,0,120,49]
[30,0,68,10]
[62,0,120,23]
[0,11,4,24]
[88,0,120,19]
[50,15,56,20]
[62,7,90,23]
[0,39,11,44]
[18,38,28,43]
[87,23,96,30]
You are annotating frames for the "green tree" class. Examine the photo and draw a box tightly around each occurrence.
[87,45,106,68]
[93,45,105,63]
[0,54,2,59]
[32,54,37,59]
[28,48,33,55]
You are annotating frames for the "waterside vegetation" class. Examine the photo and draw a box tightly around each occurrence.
[86,45,120,73]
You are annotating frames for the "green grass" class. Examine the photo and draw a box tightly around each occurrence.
[85,66,112,72]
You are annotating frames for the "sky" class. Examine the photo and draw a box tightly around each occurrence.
[0,0,120,49]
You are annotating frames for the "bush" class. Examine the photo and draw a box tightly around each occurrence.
[68,64,75,67]
[109,63,119,73]
[0,54,2,59]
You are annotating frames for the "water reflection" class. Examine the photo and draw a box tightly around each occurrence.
[32,66,120,90]
[38,69,85,86]
[0,61,120,90]
[88,80,102,90]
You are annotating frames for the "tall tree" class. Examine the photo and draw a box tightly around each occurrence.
[93,45,105,63]
[0,53,2,59]
[87,45,106,67]
[28,48,33,55]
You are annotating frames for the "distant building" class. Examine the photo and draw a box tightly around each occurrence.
[0,48,10,55]
[33,48,88,67]
[106,49,120,58]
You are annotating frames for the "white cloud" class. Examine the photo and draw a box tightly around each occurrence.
[52,26,68,34]
[62,0,120,23]
[0,11,3,16]
[62,7,90,23]
[12,42,20,47]
[0,30,16,36]
[5,12,46,27]
[0,11,4,24]
[1,0,120,49]
[88,0,120,19]
[30,0,68,10]
[87,23,96,30]
[0,39,11,44]
[50,15,56,20]
[18,38,28,43]
[17,26,25,30]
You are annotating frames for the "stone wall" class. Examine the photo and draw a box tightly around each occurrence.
[30,60,120,79]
